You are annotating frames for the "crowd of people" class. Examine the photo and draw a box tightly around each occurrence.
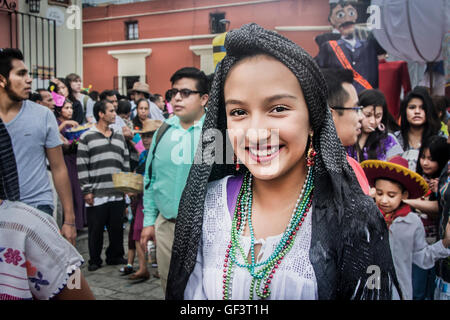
[0,21,449,301]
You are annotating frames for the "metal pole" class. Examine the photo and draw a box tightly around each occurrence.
[21,13,24,54]
[53,20,57,78]
[48,18,51,80]
[35,16,39,88]
[41,17,44,87]
[9,12,13,47]
[28,15,32,81]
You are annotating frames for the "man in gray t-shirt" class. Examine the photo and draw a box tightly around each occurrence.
[0,48,77,245]
[5,100,61,207]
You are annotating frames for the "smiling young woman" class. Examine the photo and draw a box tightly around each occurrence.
[167,23,401,300]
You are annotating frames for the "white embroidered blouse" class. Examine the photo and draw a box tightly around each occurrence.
[184,176,318,300]
[0,200,84,300]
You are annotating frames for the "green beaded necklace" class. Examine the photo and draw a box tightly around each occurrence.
[222,167,314,300]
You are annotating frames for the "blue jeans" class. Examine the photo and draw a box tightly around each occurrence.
[412,263,436,300]
[36,204,54,216]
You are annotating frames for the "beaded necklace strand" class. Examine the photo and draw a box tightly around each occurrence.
[222,167,314,300]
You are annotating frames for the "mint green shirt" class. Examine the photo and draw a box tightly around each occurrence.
[143,114,205,227]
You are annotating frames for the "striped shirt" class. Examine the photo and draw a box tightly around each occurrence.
[77,126,129,199]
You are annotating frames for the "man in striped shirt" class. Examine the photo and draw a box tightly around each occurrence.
[77,99,130,271]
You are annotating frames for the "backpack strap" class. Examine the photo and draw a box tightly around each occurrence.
[145,122,171,189]
[83,94,89,108]
[82,95,89,120]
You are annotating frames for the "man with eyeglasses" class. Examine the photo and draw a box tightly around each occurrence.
[322,68,370,195]
[140,67,209,293]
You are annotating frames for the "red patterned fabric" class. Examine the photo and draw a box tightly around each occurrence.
[380,204,411,228]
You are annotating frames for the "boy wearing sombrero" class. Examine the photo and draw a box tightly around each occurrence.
[361,156,450,300]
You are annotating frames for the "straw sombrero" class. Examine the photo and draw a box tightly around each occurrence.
[134,119,163,134]
[361,156,429,199]
[130,82,150,94]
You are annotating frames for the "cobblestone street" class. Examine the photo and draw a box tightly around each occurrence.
[75,226,165,300]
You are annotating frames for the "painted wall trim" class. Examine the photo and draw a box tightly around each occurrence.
[84,34,217,48]
[83,0,280,23]
[84,25,330,49]
[189,44,214,74]
[274,26,332,32]
[189,44,213,51]
[108,48,152,55]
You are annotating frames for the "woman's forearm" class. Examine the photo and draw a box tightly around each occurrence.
[402,199,439,216]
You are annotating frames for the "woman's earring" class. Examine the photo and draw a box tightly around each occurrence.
[378,123,385,132]
[306,133,317,167]
[235,154,240,171]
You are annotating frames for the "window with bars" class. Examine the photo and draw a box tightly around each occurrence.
[125,21,139,40]
[48,0,71,6]
[209,12,226,34]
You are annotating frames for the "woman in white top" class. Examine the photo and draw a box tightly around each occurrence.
[166,24,401,300]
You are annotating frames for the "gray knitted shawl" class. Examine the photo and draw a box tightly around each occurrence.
[167,23,401,300]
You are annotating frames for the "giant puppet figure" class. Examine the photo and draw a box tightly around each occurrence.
[315,0,380,93]
[212,19,230,70]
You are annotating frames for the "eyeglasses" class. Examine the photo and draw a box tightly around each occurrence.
[331,106,363,113]
[167,88,201,99]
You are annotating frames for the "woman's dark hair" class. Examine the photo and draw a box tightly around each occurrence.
[58,77,84,124]
[65,73,80,85]
[53,77,67,96]
[132,98,149,129]
[356,89,398,160]
[431,95,449,122]
[48,80,58,93]
[117,99,131,115]
[62,77,78,103]
[89,90,100,102]
[398,86,440,150]
[416,135,449,178]
[165,89,172,102]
